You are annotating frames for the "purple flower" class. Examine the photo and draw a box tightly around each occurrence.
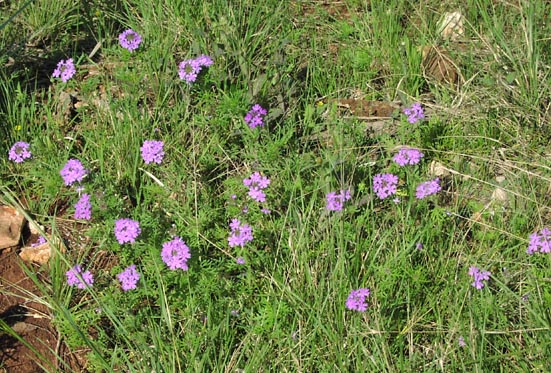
[228,219,253,248]
[243,172,270,202]
[66,265,93,289]
[527,228,551,254]
[178,55,213,83]
[141,140,165,164]
[261,208,271,214]
[416,242,423,250]
[8,141,32,163]
[236,257,246,265]
[244,104,267,129]
[114,218,141,244]
[32,236,47,247]
[60,159,88,186]
[52,58,76,82]
[74,193,92,220]
[373,173,399,200]
[393,148,424,166]
[415,178,441,199]
[326,189,352,211]
[345,288,370,312]
[468,266,491,290]
[161,237,191,270]
[403,102,424,124]
[458,336,466,347]
[119,29,142,52]
[117,264,140,291]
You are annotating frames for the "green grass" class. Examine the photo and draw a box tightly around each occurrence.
[2,0,551,371]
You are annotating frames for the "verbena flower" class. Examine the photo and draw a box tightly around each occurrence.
[415,178,441,199]
[60,159,88,186]
[119,29,142,51]
[117,264,140,291]
[66,265,93,289]
[527,227,551,254]
[161,236,191,270]
[244,104,267,129]
[393,148,424,166]
[326,189,351,211]
[52,58,76,82]
[8,141,32,163]
[261,208,271,214]
[141,140,165,164]
[32,236,47,247]
[468,266,491,290]
[178,54,214,83]
[403,102,424,124]
[228,219,253,248]
[243,172,270,202]
[74,193,92,220]
[236,257,246,265]
[373,173,398,200]
[114,218,141,244]
[345,288,370,312]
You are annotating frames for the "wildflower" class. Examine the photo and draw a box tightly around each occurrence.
[393,148,424,166]
[230,309,240,317]
[8,141,32,163]
[527,228,551,254]
[161,236,191,270]
[261,208,271,214]
[117,264,140,291]
[228,219,253,248]
[458,336,466,347]
[415,178,441,199]
[468,266,491,290]
[326,189,351,211]
[243,172,270,202]
[60,159,88,186]
[244,104,267,129]
[141,140,165,164]
[32,236,47,247]
[373,173,398,200]
[236,257,246,265]
[52,58,76,82]
[178,55,214,83]
[66,265,93,289]
[416,242,423,250]
[345,288,370,312]
[403,102,424,124]
[114,218,141,244]
[74,193,92,220]
[119,29,142,51]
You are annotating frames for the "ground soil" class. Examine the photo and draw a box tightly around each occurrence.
[0,247,85,372]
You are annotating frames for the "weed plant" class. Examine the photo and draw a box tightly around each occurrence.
[2,0,551,371]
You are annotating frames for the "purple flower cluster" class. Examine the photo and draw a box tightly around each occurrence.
[393,148,424,166]
[60,159,88,186]
[345,288,370,312]
[66,265,94,289]
[32,236,47,247]
[468,266,491,290]
[527,228,551,254]
[373,173,399,200]
[161,237,191,270]
[52,58,76,82]
[243,172,270,202]
[141,140,165,164]
[114,218,141,244]
[244,104,267,129]
[403,103,424,124]
[228,219,253,248]
[178,55,214,83]
[74,193,92,220]
[415,178,441,199]
[326,189,351,211]
[117,264,141,290]
[119,29,142,52]
[8,142,32,163]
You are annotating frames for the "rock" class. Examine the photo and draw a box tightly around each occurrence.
[0,205,25,250]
